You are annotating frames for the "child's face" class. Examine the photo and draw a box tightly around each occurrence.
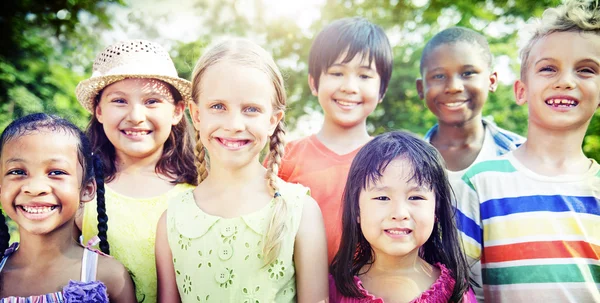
[0,131,94,237]
[190,61,283,170]
[417,42,497,127]
[310,52,382,129]
[358,157,436,260]
[514,31,600,131]
[95,78,185,162]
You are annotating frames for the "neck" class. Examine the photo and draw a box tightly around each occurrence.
[515,124,590,175]
[317,119,371,153]
[366,249,429,275]
[433,118,484,147]
[114,147,164,176]
[15,222,78,264]
[203,159,270,193]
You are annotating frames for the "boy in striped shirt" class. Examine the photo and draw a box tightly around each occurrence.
[457,0,600,301]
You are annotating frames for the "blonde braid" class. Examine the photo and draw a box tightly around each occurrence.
[262,122,287,265]
[195,129,209,184]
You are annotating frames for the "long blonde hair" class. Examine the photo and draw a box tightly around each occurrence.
[519,0,600,80]
[191,39,287,265]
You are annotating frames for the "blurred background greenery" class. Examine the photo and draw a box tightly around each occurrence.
[1,0,598,237]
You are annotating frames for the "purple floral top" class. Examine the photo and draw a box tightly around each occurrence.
[0,243,109,303]
[329,263,477,303]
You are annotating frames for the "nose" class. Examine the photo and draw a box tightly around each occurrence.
[127,103,146,124]
[340,75,359,94]
[22,177,50,196]
[554,71,576,90]
[224,111,245,132]
[445,75,464,94]
[390,199,409,221]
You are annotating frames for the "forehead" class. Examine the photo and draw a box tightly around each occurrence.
[199,61,275,104]
[1,131,79,165]
[423,41,488,72]
[528,31,600,66]
[103,78,173,96]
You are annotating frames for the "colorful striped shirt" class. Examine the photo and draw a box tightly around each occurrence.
[457,152,600,302]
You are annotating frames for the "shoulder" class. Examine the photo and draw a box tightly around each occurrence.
[96,253,134,296]
[463,155,516,182]
[482,118,526,150]
[282,135,315,159]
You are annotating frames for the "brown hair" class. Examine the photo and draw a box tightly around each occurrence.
[191,38,287,265]
[519,0,600,80]
[87,81,198,185]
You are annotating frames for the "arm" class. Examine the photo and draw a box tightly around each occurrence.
[155,211,182,303]
[294,195,329,303]
[97,255,136,303]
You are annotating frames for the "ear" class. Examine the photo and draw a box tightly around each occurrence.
[188,102,201,131]
[172,101,185,125]
[80,179,97,203]
[489,71,499,92]
[416,79,424,100]
[514,79,527,106]
[95,103,104,124]
[269,110,285,136]
[308,75,318,96]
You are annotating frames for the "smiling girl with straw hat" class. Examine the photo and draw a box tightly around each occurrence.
[75,39,197,303]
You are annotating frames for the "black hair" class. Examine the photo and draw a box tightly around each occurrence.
[0,113,110,256]
[330,131,470,302]
[420,26,492,75]
[308,17,393,99]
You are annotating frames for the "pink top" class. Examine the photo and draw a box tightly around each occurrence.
[329,263,477,303]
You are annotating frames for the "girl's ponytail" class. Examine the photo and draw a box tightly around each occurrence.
[263,122,287,265]
[195,130,209,184]
[93,154,110,255]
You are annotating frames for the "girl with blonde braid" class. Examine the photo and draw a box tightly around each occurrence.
[155,39,328,303]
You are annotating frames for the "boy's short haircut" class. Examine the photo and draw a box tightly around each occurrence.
[519,0,600,80]
[308,17,393,99]
[419,27,492,75]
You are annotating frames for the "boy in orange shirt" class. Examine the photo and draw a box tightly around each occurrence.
[278,17,393,263]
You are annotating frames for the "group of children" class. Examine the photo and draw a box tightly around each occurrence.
[0,0,597,302]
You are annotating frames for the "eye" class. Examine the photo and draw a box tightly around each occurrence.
[578,67,597,74]
[408,195,426,201]
[244,106,261,113]
[431,74,445,80]
[328,72,343,77]
[111,98,127,104]
[359,74,372,79]
[462,70,476,77]
[145,98,161,105]
[48,170,67,176]
[372,196,390,201]
[6,169,25,176]
[210,103,225,110]
[538,66,555,73]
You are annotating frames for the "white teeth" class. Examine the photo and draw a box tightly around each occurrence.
[546,99,577,106]
[335,100,358,107]
[387,229,410,235]
[221,139,246,148]
[445,101,466,107]
[123,130,150,136]
[21,206,56,214]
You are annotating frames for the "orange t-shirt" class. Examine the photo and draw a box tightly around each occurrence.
[277,134,363,264]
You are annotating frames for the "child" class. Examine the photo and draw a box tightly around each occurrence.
[155,39,328,302]
[329,131,476,302]
[75,39,197,303]
[277,17,393,263]
[0,113,136,302]
[416,26,525,300]
[457,0,600,301]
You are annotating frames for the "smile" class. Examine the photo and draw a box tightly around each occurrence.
[334,99,361,108]
[385,228,412,235]
[217,138,250,149]
[20,205,58,214]
[545,99,578,107]
[121,130,151,136]
[443,101,468,108]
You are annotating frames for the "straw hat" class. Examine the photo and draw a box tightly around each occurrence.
[76,39,192,112]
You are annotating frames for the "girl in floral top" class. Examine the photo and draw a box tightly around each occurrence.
[329,131,476,302]
[0,113,135,302]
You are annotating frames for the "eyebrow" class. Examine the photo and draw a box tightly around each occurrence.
[329,63,376,71]
[5,158,70,165]
[104,90,173,100]
[578,58,600,67]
